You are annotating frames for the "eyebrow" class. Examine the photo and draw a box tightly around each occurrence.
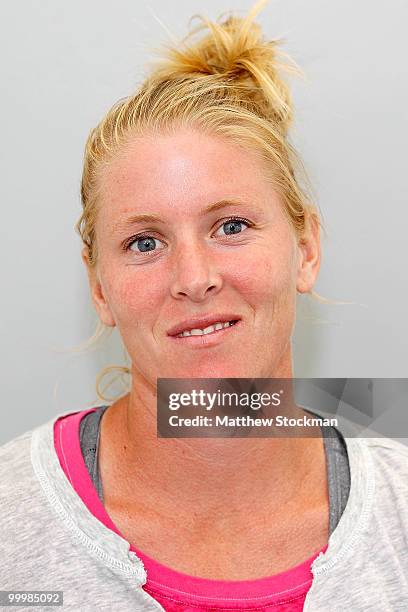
[113,199,248,231]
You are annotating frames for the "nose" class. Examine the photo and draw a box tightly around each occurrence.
[169,239,223,302]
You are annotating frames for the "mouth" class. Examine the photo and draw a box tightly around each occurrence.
[168,319,241,346]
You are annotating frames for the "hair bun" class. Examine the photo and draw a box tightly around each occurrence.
[149,0,302,134]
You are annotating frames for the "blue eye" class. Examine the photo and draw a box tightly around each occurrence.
[219,218,250,236]
[219,217,251,236]
[128,236,164,253]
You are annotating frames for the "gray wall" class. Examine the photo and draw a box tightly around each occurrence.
[1,0,407,444]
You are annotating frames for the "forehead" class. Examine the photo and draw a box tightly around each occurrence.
[97,128,277,222]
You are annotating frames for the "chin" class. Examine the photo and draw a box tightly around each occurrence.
[174,363,252,379]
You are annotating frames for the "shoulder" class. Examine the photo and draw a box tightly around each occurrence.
[0,416,59,503]
[0,429,34,486]
[362,435,408,471]
[0,427,46,513]
[352,435,408,479]
[0,408,96,504]
[356,436,408,517]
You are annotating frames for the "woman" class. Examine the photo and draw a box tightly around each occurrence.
[1,1,407,610]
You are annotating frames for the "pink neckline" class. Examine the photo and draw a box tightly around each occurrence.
[54,408,327,601]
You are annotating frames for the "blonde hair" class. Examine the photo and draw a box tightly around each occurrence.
[76,0,325,401]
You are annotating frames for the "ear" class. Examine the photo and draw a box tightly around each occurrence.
[296,215,321,294]
[81,247,116,327]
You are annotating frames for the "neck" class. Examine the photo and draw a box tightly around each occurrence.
[99,354,326,521]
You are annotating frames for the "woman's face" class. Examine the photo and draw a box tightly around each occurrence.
[85,128,320,380]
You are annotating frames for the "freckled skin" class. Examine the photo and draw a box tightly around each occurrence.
[87,128,317,382]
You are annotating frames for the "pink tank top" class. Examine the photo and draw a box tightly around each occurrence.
[54,408,327,610]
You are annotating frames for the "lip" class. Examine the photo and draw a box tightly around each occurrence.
[166,314,242,337]
[168,319,241,346]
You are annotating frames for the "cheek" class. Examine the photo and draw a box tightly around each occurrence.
[228,239,298,305]
[101,266,165,321]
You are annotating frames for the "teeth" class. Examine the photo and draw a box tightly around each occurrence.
[177,320,236,337]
